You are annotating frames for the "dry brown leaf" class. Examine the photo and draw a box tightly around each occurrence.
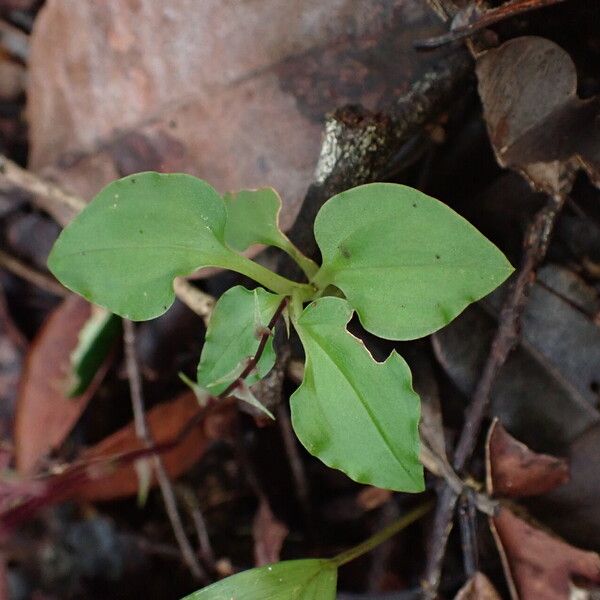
[486,419,570,498]
[252,497,289,567]
[14,295,109,474]
[491,507,600,600]
[27,0,445,226]
[476,36,600,197]
[454,572,502,600]
[75,391,235,502]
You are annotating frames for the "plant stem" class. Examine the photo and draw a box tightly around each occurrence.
[220,252,315,300]
[331,501,433,568]
[282,241,319,280]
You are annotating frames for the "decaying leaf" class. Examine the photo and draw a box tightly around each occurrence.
[252,497,289,567]
[539,423,600,550]
[432,268,600,450]
[75,391,235,501]
[14,295,111,474]
[487,265,600,410]
[454,572,502,600]
[486,419,569,498]
[27,0,445,227]
[491,507,600,600]
[476,36,600,196]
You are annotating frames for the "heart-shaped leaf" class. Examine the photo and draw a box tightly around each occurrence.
[183,559,337,600]
[312,183,513,340]
[197,286,282,395]
[290,297,423,492]
[224,188,318,278]
[48,172,256,320]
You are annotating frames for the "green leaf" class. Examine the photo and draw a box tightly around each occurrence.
[68,307,121,397]
[224,188,318,278]
[312,183,514,340]
[224,187,287,252]
[48,172,304,320]
[290,297,424,492]
[197,286,282,395]
[182,559,337,600]
[48,172,237,320]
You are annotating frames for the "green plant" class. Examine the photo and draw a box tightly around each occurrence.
[47,172,512,597]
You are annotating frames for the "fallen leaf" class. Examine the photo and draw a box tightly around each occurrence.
[432,266,600,450]
[485,419,569,498]
[454,572,502,600]
[27,0,446,227]
[488,264,600,409]
[432,303,599,451]
[537,423,600,550]
[75,391,235,501]
[476,36,600,196]
[14,295,111,473]
[491,507,600,600]
[252,497,289,567]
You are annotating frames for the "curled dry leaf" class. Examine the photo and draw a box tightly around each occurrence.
[252,497,289,567]
[75,391,235,502]
[476,36,600,197]
[485,419,569,498]
[28,0,445,228]
[14,295,111,474]
[491,507,600,600]
[454,572,502,600]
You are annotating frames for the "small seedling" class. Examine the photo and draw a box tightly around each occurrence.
[47,172,512,597]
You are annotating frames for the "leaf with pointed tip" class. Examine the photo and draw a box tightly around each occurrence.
[312,183,513,340]
[290,297,423,492]
[197,286,282,395]
[183,559,337,600]
[224,188,318,278]
[48,172,247,321]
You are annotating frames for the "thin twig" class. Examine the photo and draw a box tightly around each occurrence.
[416,0,567,49]
[177,485,217,571]
[0,154,86,226]
[458,492,478,578]
[276,404,313,529]
[173,277,215,325]
[0,249,68,297]
[123,319,206,581]
[422,193,566,596]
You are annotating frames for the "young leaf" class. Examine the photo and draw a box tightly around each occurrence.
[312,183,513,340]
[48,172,303,320]
[197,286,282,395]
[183,559,337,600]
[224,188,318,278]
[290,297,424,492]
[68,307,121,397]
